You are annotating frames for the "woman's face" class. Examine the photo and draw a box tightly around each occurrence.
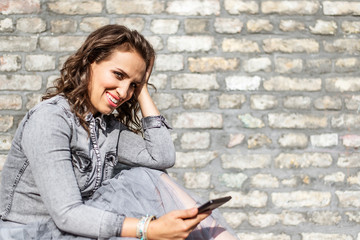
[88,49,146,115]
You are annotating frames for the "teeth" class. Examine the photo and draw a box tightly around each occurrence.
[107,93,118,104]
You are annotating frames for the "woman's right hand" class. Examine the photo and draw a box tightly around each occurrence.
[146,208,211,240]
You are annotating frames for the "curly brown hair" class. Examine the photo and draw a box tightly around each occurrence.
[43,25,155,133]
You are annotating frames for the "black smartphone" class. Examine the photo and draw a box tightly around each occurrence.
[197,196,232,214]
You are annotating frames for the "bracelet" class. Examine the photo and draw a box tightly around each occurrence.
[136,215,156,240]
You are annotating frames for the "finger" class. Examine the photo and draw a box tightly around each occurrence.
[174,208,198,220]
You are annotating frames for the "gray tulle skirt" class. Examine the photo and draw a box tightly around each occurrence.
[0,167,237,240]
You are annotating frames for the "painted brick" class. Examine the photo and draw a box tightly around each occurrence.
[247,19,273,32]
[180,131,210,150]
[279,20,305,31]
[332,114,360,129]
[264,76,321,91]
[184,172,211,189]
[0,115,13,132]
[224,0,259,14]
[342,21,360,34]
[302,233,352,240]
[172,112,223,129]
[309,20,337,35]
[210,191,268,208]
[114,18,145,32]
[314,96,342,110]
[16,17,46,33]
[188,57,238,73]
[275,57,303,73]
[0,18,13,32]
[250,95,278,110]
[278,133,308,148]
[184,19,209,33]
[155,54,183,71]
[0,0,40,15]
[326,77,360,92]
[323,1,360,16]
[335,58,360,73]
[238,114,265,128]
[306,58,332,74]
[261,1,319,15]
[0,135,12,150]
[107,0,164,14]
[0,36,37,52]
[251,174,279,188]
[214,18,243,33]
[222,38,260,52]
[183,93,209,109]
[248,213,280,228]
[50,19,77,33]
[243,57,271,72]
[336,191,360,207]
[283,96,311,109]
[263,38,319,53]
[342,135,360,148]
[269,113,327,129]
[222,212,247,228]
[150,19,179,34]
[174,151,217,168]
[323,39,360,53]
[151,93,179,110]
[40,36,86,52]
[219,173,248,188]
[0,55,21,72]
[25,55,56,71]
[166,0,220,16]
[171,74,219,90]
[338,153,360,168]
[0,95,22,110]
[275,153,332,168]
[247,133,272,149]
[218,94,246,109]
[79,18,110,32]
[167,36,214,52]
[0,75,42,91]
[225,76,262,91]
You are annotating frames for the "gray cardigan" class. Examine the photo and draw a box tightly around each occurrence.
[0,95,175,238]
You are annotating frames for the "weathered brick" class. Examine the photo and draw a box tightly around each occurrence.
[188,57,238,73]
[172,112,222,129]
[0,36,37,52]
[218,94,246,109]
[210,191,267,208]
[225,76,262,91]
[238,114,264,128]
[222,212,247,228]
[269,113,327,129]
[151,93,179,110]
[184,172,211,189]
[344,95,360,111]
[281,178,298,187]
[264,77,321,91]
[283,96,311,109]
[107,0,164,14]
[214,18,243,33]
[280,211,306,225]
[0,18,13,32]
[227,133,245,148]
[0,115,13,132]
[275,153,332,168]
[221,154,271,169]
[0,55,21,72]
[0,154,6,171]
[263,38,319,53]
[326,77,360,92]
[48,0,102,15]
[247,133,272,149]
[0,0,40,15]
[346,212,360,224]
[222,38,260,52]
[275,58,303,73]
[309,20,337,35]
[25,55,56,71]
[248,213,280,228]
[323,39,360,53]
[338,153,360,168]
[79,17,110,32]
[348,172,360,186]
[250,95,278,110]
[16,17,46,33]
[278,133,308,148]
[302,233,352,240]
[272,191,331,208]
[261,1,319,15]
[335,58,360,73]
[26,93,42,110]
[279,20,305,32]
[243,57,271,72]
[342,21,360,34]
[237,233,290,240]
[115,18,145,32]
[168,36,214,52]
[0,95,22,110]
[155,54,183,71]
[148,74,167,89]
[40,36,86,52]
[183,93,209,109]
[247,19,273,33]
[150,19,179,34]
[323,1,360,16]
[166,0,220,16]
[305,58,332,74]
[174,151,217,168]
[332,114,360,129]
[224,0,259,14]
[0,134,12,150]
[251,174,279,188]
[314,96,342,110]
[171,74,219,90]
[0,75,41,90]
[184,19,209,33]
[146,36,163,51]
[342,135,360,148]
[219,173,248,188]
[323,172,345,183]
[181,131,210,149]
[50,19,77,33]
[336,191,360,207]
[47,75,59,88]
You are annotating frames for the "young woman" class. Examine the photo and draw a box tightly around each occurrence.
[0,25,237,239]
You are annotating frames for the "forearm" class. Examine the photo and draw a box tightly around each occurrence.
[121,217,138,238]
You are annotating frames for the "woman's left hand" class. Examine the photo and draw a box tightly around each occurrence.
[135,55,155,98]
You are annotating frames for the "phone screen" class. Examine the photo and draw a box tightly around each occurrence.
[197,196,232,214]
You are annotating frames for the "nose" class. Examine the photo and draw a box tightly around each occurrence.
[116,81,132,100]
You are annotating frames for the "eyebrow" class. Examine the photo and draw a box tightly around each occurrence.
[114,67,143,84]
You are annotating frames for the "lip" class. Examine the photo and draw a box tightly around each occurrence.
[106,92,120,107]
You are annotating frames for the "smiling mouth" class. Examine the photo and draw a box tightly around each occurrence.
[106,92,119,107]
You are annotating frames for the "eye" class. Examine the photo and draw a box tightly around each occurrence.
[113,71,124,80]
[130,82,137,88]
